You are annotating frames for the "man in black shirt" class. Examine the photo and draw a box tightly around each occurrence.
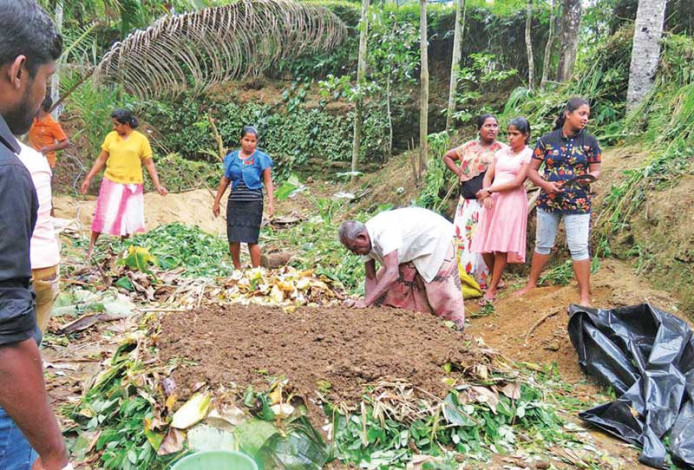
[0,1,70,469]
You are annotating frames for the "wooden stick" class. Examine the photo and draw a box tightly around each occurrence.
[524,310,559,344]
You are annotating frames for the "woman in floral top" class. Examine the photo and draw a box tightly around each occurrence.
[516,97,602,306]
[443,114,507,291]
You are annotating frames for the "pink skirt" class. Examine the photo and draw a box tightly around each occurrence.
[91,178,145,236]
[373,241,465,329]
[471,188,528,263]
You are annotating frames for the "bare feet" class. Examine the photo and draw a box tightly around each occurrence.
[578,296,591,307]
[513,284,536,297]
[478,290,496,306]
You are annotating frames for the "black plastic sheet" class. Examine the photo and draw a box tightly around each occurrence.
[568,303,694,469]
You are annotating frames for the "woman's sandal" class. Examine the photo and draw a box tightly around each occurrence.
[477,295,495,306]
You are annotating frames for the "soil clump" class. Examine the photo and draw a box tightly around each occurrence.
[158,304,484,404]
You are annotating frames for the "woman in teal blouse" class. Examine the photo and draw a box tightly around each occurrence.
[212,126,275,269]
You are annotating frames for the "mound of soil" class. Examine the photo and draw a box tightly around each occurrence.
[158,305,485,404]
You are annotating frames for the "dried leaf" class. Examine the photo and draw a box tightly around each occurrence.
[470,386,500,414]
[157,428,186,455]
[207,406,247,430]
[499,381,522,400]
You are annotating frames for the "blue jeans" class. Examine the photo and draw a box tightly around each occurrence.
[0,406,37,470]
[535,209,591,261]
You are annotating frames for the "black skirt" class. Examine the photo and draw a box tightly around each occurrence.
[226,198,263,244]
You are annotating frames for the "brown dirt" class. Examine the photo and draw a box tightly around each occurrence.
[465,258,682,386]
[461,259,686,470]
[591,145,694,313]
[158,304,485,404]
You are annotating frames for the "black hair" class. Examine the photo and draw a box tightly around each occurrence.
[0,0,62,77]
[508,117,531,143]
[111,109,138,128]
[241,125,259,139]
[476,114,498,130]
[41,95,52,112]
[554,97,589,130]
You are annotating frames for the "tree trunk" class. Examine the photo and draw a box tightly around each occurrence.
[51,0,64,118]
[525,0,535,89]
[351,0,370,180]
[386,73,393,160]
[557,0,582,82]
[446,0,465,133]
[419,0,429,181]
[540,0,556,90]
[626,0,668,112]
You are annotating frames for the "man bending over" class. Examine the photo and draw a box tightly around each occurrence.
[339,207,465,330]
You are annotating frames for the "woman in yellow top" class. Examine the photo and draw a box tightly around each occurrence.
[81,109,167,259]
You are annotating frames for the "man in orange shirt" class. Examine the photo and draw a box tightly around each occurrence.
[28,95,68,168]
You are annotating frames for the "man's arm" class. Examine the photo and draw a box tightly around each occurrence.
[0,339,67,470]
[364,259,377,296]
[0,164,67,469]
[358,251,399,308]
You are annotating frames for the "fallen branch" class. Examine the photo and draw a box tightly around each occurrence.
[524,310,559,344]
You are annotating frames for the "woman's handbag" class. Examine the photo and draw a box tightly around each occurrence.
[459,171,486,200]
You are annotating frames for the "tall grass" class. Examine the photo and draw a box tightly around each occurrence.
[501,26,633,140]
[597,35,694,236]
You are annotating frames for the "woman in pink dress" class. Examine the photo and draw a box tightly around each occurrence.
[471,117,533,304]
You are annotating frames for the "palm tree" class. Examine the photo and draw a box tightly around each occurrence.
[540,0,556,90]
[445,0,465,133]
[89,0,346,100]
[418,0,429,182]
[626,0,668,112]
[351,0,370,179]
[557,0,582,82]
[525,0,534,89]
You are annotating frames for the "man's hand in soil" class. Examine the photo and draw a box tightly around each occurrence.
[343,299,367,308]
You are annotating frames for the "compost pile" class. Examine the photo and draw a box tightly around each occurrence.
[159,305,486,404]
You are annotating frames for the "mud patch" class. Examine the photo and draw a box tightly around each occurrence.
[158,305,484,404]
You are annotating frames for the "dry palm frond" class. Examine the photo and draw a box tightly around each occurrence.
[93,0,347,99]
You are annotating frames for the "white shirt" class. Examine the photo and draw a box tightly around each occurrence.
[16,142,60,269]
[364,207,454,283]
